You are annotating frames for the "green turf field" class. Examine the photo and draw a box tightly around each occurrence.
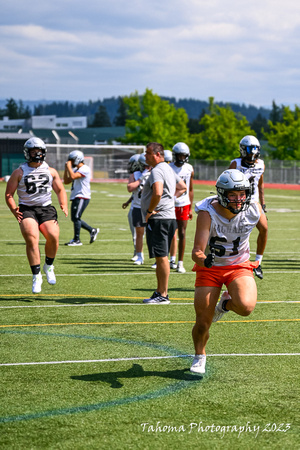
[0,181,299,449]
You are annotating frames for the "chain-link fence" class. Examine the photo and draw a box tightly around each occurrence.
[45,145,300,184]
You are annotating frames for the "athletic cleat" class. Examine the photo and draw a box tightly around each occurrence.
[190,355,206,374]
[212,291,231,322]
[65,239,83,246]
[133,257,144,265]
[177,265,186,274]
[170,261,177,269]
[90,228,100,244]
[151,263,157,269]
[43,264,56,285]
[143,291,170,304]
[32,272,43,294]
[253,265,263,279]
[131,254,138,262]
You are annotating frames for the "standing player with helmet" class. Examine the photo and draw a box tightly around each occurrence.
[63,150,99,246]
[169,142,194,273]
[190,169,268,374]
[122,154,140,261]
[229,135,267,279]
[5,137,68,294]
[127,153,151,265]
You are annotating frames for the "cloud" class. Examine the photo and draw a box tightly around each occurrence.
[0,0,300,106]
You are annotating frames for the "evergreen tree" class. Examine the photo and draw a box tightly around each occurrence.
[114,97,127,126]
[250,113,269,140]
[5,98,19,119]
[92,105,112,127]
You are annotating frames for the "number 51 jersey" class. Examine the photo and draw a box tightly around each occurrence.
[17,162,53,206]
[195,196,261,266]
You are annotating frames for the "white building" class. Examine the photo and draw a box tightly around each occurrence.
[0,115,87,131]
[31,115,87,129]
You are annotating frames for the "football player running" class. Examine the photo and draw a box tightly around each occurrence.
[5,137,68,294]
[229,135,267,279]
[190,169,268,374]
[127,153,151,265]
[169,142,194,273]
[64,150,99,246]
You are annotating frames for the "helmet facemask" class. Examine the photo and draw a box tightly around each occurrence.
[217,187,251,214]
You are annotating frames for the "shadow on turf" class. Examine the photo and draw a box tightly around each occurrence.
[71,363,202,388]
[59,258,157,273]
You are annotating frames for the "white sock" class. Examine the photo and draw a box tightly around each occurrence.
[178,261,183,267]
[170,256,176,263]
[255,255,263,264]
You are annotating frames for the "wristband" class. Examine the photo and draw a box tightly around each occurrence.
[147,209,153,214]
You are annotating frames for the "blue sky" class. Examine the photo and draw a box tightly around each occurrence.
[1,0,300,108]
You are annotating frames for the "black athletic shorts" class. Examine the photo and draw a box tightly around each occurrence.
[132,207,146,227]
[19,204,58,225]
[146,218,177,258]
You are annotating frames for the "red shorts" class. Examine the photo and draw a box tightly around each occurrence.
[193,260,259,288]
[175,204,191,221]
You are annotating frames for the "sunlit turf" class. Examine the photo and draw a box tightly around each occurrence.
[0,182,299,449]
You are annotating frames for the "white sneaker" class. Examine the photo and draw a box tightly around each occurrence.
[133,257,144,265]
[151,263,157,269]
[131,254,138,261]
[32,272,43,294]
[43,263,56,285]
[212,291,231,322]
[170,261,177,269]
[177,265,186,273]
[190,355,206,374]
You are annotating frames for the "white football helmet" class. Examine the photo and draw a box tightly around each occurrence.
[216,169,251,214]
[138,153,148,172]
[164,150,172,163]
[172,142,190,165]
[24,137,47,162]
[127,154,140,174]
[239,135,260,167]
[68,150,84,167]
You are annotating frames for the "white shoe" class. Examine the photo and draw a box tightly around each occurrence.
[133,257,144,265]
[190,355,206,374]
[32,272,43,294]
[170,261,177,269]
[43,263,56,285]
[151,263,157,269]
[177,265,186,273]
[212,291,231,322]
[131,254,138,261]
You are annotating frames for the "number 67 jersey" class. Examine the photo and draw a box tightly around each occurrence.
[17,162,53,206]
[195,196,261,266]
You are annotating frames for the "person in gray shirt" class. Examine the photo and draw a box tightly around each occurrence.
[141,142,187,304]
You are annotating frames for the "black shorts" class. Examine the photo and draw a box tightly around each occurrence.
[146,218,177,258]
[19,204,58,226]
[132,207,146,227]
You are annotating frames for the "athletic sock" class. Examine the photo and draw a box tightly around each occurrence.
[45,256,54,266]
[31,264,41,275]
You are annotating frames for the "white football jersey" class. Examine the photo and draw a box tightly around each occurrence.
[70,164,91,200]
[169,162,193,207]
[17,162,53,206]
[195,196,261,266]
[231,158,264,202]
[131,169,151,208]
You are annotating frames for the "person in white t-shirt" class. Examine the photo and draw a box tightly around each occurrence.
[190,169,268,375]
[229,135,267,279]
[169,142,194,273]
[64,150,99,246]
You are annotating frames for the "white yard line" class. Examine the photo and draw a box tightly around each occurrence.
[0,353,299,367]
